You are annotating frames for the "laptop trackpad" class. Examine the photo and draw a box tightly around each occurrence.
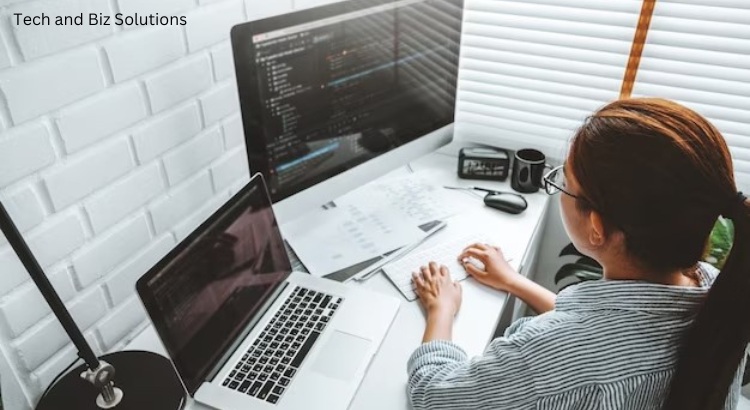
[311,331,371,381]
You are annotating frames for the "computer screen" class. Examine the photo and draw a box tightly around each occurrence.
[137,175,292,394]
[232,0,463,202]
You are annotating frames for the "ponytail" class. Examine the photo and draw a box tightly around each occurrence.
[665,195,750,409]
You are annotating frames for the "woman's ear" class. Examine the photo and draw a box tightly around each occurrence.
[588,211,607,247]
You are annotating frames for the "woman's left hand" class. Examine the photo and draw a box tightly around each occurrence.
[412,262,462,318]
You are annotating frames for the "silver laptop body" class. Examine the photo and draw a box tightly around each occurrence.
[137,173,400,410]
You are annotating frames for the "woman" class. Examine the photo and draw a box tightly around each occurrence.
[407,98,749,410]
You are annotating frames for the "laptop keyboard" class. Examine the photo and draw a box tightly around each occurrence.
[222,286,342,404]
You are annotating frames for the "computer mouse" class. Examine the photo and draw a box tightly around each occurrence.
[484,193,528,214]
[461,256,485,272]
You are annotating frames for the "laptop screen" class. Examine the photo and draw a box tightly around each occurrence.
[137,175,292,394]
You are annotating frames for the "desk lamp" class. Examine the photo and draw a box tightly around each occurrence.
[0,201,185,410]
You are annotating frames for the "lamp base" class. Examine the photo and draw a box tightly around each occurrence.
[36,351,185,410]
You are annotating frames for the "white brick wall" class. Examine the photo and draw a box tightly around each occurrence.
[25,212,86,268]
[0,0,325,406]
[245,0,294,20]
[71,214,152,288]
[103,26,186,82]
[132,102,203,162]
[223,114,245,149]
[185,1,245,52]
[15,289,107,371]
[43,137,136,211]
[118,0,195,15]
[210,42,234,81]
[85,163,165,234]
[150,171,214,234]
[0,32,12,69]
[163,128,224,185]
[0,186,45,233]
[0,47,106,123]
[97,296,147,351]
[56,84,149,153]
[144,55,213,113]
[10,0,114,60]
[0,248,31,297]
[200,81,239,126]
[173,194,227,241]
[212,146,250,193]
[104,234,175,306]
[0,123,56,187]
[0,269,75,338]
[294,0,339,11]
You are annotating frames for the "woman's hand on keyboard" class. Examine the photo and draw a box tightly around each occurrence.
[458,243,520,292]
[412,262,462,318]
[413,262,462,342]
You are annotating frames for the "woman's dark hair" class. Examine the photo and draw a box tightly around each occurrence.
[568,98,749,410]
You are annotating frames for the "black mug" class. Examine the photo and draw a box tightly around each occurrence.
[511,149,549,193]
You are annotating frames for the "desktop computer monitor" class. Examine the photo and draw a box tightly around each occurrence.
[231,0,464,222]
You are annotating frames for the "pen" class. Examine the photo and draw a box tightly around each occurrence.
[348,221,448,283]
[444,185,502,195]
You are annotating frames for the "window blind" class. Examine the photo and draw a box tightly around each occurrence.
[631,0,750,191]
[453,0,642,159]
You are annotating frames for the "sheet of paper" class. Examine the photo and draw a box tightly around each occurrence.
[336,172,461,225]
[283,204,426,276]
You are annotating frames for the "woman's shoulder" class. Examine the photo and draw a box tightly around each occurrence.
[497,309,684,389]
[502,310,583,345]
[502,302,687,356]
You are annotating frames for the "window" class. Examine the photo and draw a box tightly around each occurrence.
[453,0,642,158]
[631,0,750,191]
[454,0,749,193]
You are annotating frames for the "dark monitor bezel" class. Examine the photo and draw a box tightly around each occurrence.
[135,173,291,395]
[230,0,461,203]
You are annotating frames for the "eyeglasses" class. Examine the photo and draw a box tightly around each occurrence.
[544,165,613,224]
[543,164,582,200]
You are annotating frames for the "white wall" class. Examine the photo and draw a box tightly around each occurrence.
[0,347,27,410]
[0,0,340,407]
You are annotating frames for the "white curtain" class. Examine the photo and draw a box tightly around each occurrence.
[631,0,750,192]
[453,0,642,159]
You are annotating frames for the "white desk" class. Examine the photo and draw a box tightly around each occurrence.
[126,143,550,410]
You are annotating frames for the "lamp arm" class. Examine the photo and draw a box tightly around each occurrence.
[0,201,100,371]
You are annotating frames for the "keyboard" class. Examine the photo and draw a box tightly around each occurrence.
[383,233,490,301]
[221,286,342,404]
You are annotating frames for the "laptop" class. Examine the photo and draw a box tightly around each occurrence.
[136,173,400,409]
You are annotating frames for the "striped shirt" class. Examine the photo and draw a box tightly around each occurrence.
[407,263,745,409]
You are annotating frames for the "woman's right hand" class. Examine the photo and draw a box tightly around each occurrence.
[458,243,521,292]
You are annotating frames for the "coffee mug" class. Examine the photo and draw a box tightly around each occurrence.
[511,149,550,193]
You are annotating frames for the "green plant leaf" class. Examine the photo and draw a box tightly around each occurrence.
[559,243,585,258]
[703,217,735,269]
[575,270,605,281]
[554,262,603,284]
[576,256,602,270]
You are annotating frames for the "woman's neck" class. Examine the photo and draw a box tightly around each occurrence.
[602,257,700,287]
